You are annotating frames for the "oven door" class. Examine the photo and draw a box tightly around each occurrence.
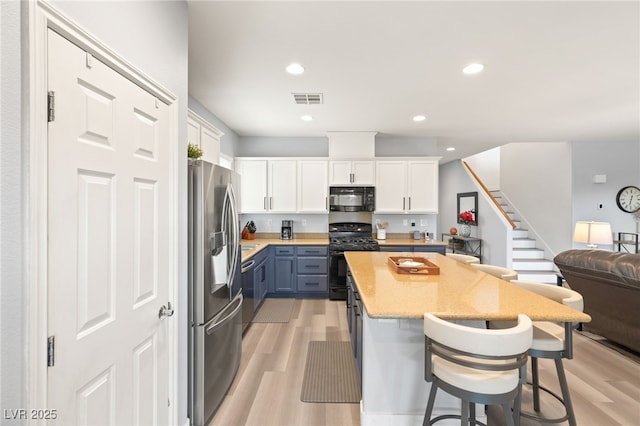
[329,249,348,300]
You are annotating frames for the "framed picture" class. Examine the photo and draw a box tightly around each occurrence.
[457,192,478,226]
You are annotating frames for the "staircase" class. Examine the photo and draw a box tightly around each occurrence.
[492,191,558,284]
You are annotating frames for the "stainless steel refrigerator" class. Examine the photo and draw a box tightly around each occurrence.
[188,160,243,426]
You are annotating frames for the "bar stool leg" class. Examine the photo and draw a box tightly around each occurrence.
[555,358,577,426]
[531,357,540,412]
[461,399,469,426]
[423,384,438,426]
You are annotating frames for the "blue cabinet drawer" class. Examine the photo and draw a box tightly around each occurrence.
[296,246,328,256]
[274,246,295,256]
[297,257,327,273]
[297,275,328,292]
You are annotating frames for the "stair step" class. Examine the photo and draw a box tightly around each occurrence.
[516,270,559,284]
[513,229,529,238]
[512,248,545,259]
[512,259,555,271]
[512,238,535,249]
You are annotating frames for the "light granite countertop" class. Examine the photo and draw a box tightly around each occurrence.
[345,251,591,323]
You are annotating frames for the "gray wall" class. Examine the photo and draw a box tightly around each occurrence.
[1,0,25,413]
[501,142,572,255]
[189,95,241,158]
[238,136,328,157]
[439,160,508,266]
[3,1,191,423]
[572,140,640,241]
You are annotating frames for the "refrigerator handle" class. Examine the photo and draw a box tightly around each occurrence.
[225,183,240,295]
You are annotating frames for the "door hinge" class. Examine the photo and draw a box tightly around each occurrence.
[47,336,55,367]
[47,91,55,122]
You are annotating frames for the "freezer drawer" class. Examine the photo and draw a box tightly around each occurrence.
[190,293,243,426]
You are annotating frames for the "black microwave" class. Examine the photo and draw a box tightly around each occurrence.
[329,187,375,212]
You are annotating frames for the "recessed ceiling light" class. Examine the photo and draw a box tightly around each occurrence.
[286,63,305,75]
[462,63,484,74]
[413,115,426,122]
[446,147,456,152]
[300,115,313,121]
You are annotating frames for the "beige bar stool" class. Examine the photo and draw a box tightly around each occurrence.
[446,253,480,265]
[509,280,582,426]
[470,263,518,281]
[423,313,532,426]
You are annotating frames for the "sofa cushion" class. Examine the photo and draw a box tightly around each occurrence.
[554,249,640,353]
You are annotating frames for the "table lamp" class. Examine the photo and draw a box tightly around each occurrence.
[573,221,613,248]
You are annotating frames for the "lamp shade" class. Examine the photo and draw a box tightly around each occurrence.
[573,221,613,248]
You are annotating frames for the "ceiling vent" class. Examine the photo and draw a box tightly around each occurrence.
[292,93,323,105]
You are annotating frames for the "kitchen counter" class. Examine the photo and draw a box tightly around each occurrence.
[377,238,448,247]
[345,251,590,425]
[345,251,590,323]
[240,238,329,262]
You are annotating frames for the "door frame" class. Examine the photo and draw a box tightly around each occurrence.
[26,1,179,422]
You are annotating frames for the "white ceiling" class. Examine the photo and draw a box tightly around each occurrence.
[187,1,639,162]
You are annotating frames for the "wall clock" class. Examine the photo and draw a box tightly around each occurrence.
[616,185,640,213]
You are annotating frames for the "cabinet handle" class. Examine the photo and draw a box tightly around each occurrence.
[306,282,320,286]
[403,197,406,210]
[350,172,354,183]
[408,197,411,210]
[270,197,273,209]
[263,197,267,210]
[305,264,320,268]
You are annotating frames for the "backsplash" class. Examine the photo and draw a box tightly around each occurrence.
[239,213,438,238]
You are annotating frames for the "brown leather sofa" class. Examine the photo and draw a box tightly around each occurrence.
[554,249,640,353]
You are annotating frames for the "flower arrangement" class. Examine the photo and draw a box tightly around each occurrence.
[458,210,475,225]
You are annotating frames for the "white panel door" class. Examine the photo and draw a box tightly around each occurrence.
[298,160,328,212]
[47,29,172,425]
[328,160,352,185]
[268,160,297,212]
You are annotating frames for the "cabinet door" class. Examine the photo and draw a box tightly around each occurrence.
[187,117,200,148]
[269,160,297,212]
[351,161,375,185]
[200,126,220,165]
[407,161,438,213]
[236,159,268,213]
[298,160,328,213]
[328,161,352,185]
[375,161,407,213]
[274,257,295,292]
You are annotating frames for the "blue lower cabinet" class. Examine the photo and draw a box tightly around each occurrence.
[297,275,328,292]
[295,246,328,297]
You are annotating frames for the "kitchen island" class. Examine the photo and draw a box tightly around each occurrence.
[345,251,590,426]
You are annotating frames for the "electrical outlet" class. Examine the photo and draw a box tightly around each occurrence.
[410,220,416,227]
[420,219,426,226]
[267,219,272,228]
[597,203,604,210]
[302,219,307,226]
[403,219,408,226]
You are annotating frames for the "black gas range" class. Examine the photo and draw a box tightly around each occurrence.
[328,223,379,300]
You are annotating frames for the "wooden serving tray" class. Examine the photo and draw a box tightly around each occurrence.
[388,256,440,275]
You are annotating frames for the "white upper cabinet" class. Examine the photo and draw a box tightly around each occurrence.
[235,158,297,213]
[268,160,297,212]
[235,159,268,213]
[188,110,222,165]
[375,159,439,213]
[329,160,375,185]
[298,160,328,213]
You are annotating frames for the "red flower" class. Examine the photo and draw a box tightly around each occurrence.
[458,210,475,225]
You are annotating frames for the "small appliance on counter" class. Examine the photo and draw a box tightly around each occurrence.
[281,220,293,240]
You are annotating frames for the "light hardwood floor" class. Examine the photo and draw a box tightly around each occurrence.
[210,299,640,426]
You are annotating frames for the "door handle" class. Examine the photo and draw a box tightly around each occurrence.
[158,302,174,320]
